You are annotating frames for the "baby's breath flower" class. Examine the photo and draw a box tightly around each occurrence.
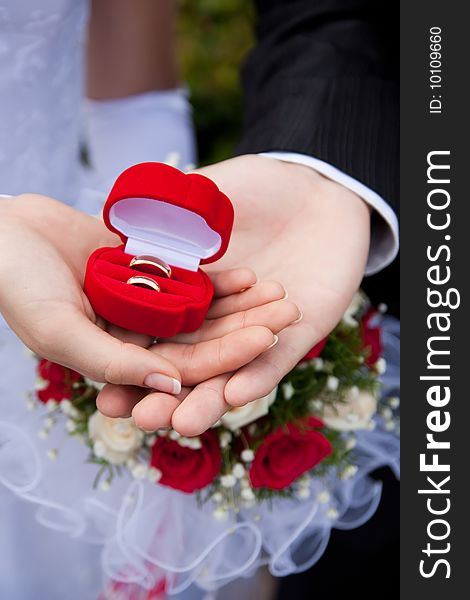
[340,465,358,480]
[326,376,339,392]
[317,491,330,504]
[374,358,387,374]
[131,464,147,480]
[187,437,202,450]
[241,488,255,501]
[220,474,237,488]
[147,467,162,483]
[213,507,229,522]
[219,431,232,449]
[311,357,324,371]
[309,399,323,412]
[232,463,245,479]
[241,449,254,463]
[65,419,76,433]
[126,457,137,470]
[282,382,295,400]
[35,377,48,392]
[59,399,71,413]
[349,386,360,398]
[46,399,58,412]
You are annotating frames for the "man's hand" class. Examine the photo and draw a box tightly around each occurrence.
[100,155,371,435]
[123,155,370,435]
[202,155,371,404]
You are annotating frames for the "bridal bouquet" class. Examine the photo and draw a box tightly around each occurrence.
[32,292,398,521]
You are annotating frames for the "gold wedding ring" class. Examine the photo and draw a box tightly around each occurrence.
[129,255,172,279]
[126,275,161,292]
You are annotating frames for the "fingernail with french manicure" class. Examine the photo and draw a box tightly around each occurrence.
[144,373,182,394]
[293,311,303,324]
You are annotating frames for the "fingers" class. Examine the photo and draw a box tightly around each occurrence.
[132,389,189,432]
[171,374,231,437]
[42,309,181,391]
[210,267,257,298]
[224,323,316,406]
[96,384,146,418]
[170,299,301,344]
[155,325,277,387]
[105,323,153,348]
[101,375,230,436]
[207,281,286,319]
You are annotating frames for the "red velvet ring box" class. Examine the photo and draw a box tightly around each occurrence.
[84,162,234,337]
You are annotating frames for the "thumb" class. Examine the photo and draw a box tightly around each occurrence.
[38,311,181,393]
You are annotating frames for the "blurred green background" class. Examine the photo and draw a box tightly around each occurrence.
[178,0,255,166]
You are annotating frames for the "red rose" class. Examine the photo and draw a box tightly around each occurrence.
[299,337,328,363]
[361,309,383,366]
[249,417,332,490]
[150,431,221,493]
[36,359,82,403]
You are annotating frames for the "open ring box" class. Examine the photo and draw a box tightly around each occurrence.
[84,162,234,337]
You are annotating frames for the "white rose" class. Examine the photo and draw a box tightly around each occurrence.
[221,387,277,431]
[321,388,377,431]
[88,411,144,465]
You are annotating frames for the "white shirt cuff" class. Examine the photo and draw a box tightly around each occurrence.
[259,152,399,276]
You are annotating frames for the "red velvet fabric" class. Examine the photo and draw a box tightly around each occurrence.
[103,162,233,265]
[84,163,233,337]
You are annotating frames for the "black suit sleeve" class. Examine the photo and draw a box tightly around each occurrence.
[236,0,399,213]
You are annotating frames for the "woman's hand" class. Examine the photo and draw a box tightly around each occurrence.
[0,194,298,400]
[0,194,181,390]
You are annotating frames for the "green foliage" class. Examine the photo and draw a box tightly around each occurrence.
[178,0,255,165]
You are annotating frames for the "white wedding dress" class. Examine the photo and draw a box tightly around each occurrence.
[0,1,196,598]
[0,2,400,599]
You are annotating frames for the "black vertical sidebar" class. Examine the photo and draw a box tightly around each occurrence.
[401,2,468,599]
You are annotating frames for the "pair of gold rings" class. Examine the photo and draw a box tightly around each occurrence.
[126,255,172,292]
